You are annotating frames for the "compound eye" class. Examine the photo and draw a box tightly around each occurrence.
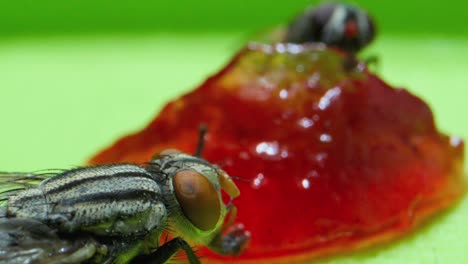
[173,170,221,231]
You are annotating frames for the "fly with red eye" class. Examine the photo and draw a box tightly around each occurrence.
[0,128,250,263]
[285,2,376,54]
[284,2,377,71]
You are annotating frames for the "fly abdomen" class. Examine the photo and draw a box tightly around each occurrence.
[7,164,167,237]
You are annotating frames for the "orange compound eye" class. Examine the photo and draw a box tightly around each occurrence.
[173,170,221,231]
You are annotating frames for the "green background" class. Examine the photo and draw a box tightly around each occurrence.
[1,1,467,263]
[0,0,467,36]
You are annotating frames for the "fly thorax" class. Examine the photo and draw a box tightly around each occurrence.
[8,164,168,238]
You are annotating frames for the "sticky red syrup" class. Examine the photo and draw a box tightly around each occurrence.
[90,43,465,263]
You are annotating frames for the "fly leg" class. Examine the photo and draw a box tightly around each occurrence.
[208,223,250,255]
[342,54,379,72]
[208,204,251,255]
[132,237,200,264]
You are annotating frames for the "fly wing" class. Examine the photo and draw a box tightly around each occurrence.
[0,172,116,263]
[0,218,99,264]
[0,171,57,206]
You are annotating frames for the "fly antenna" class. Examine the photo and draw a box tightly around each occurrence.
[229,176,253,183]
[194,124,208,157]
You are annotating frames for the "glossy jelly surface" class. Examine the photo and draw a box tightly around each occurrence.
[90,43,465,263]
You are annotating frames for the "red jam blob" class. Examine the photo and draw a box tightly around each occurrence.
[90,43,465,263]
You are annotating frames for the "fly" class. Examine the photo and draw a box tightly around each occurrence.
[0,128,250,263]
[284,2,377,71]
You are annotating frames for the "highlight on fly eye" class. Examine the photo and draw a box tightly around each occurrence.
[173,170,221,231]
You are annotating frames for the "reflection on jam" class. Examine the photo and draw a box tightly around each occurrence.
[90,43,465,263]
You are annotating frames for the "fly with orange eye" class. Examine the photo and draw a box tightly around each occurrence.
[0,128,250,263]
[149,147,247,255]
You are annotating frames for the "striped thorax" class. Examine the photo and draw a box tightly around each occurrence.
[7,164,165,236]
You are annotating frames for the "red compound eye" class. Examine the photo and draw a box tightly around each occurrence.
[345,20,358,38]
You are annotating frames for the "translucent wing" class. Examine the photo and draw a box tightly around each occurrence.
[0,218,100,264]
[0,171,56,206]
